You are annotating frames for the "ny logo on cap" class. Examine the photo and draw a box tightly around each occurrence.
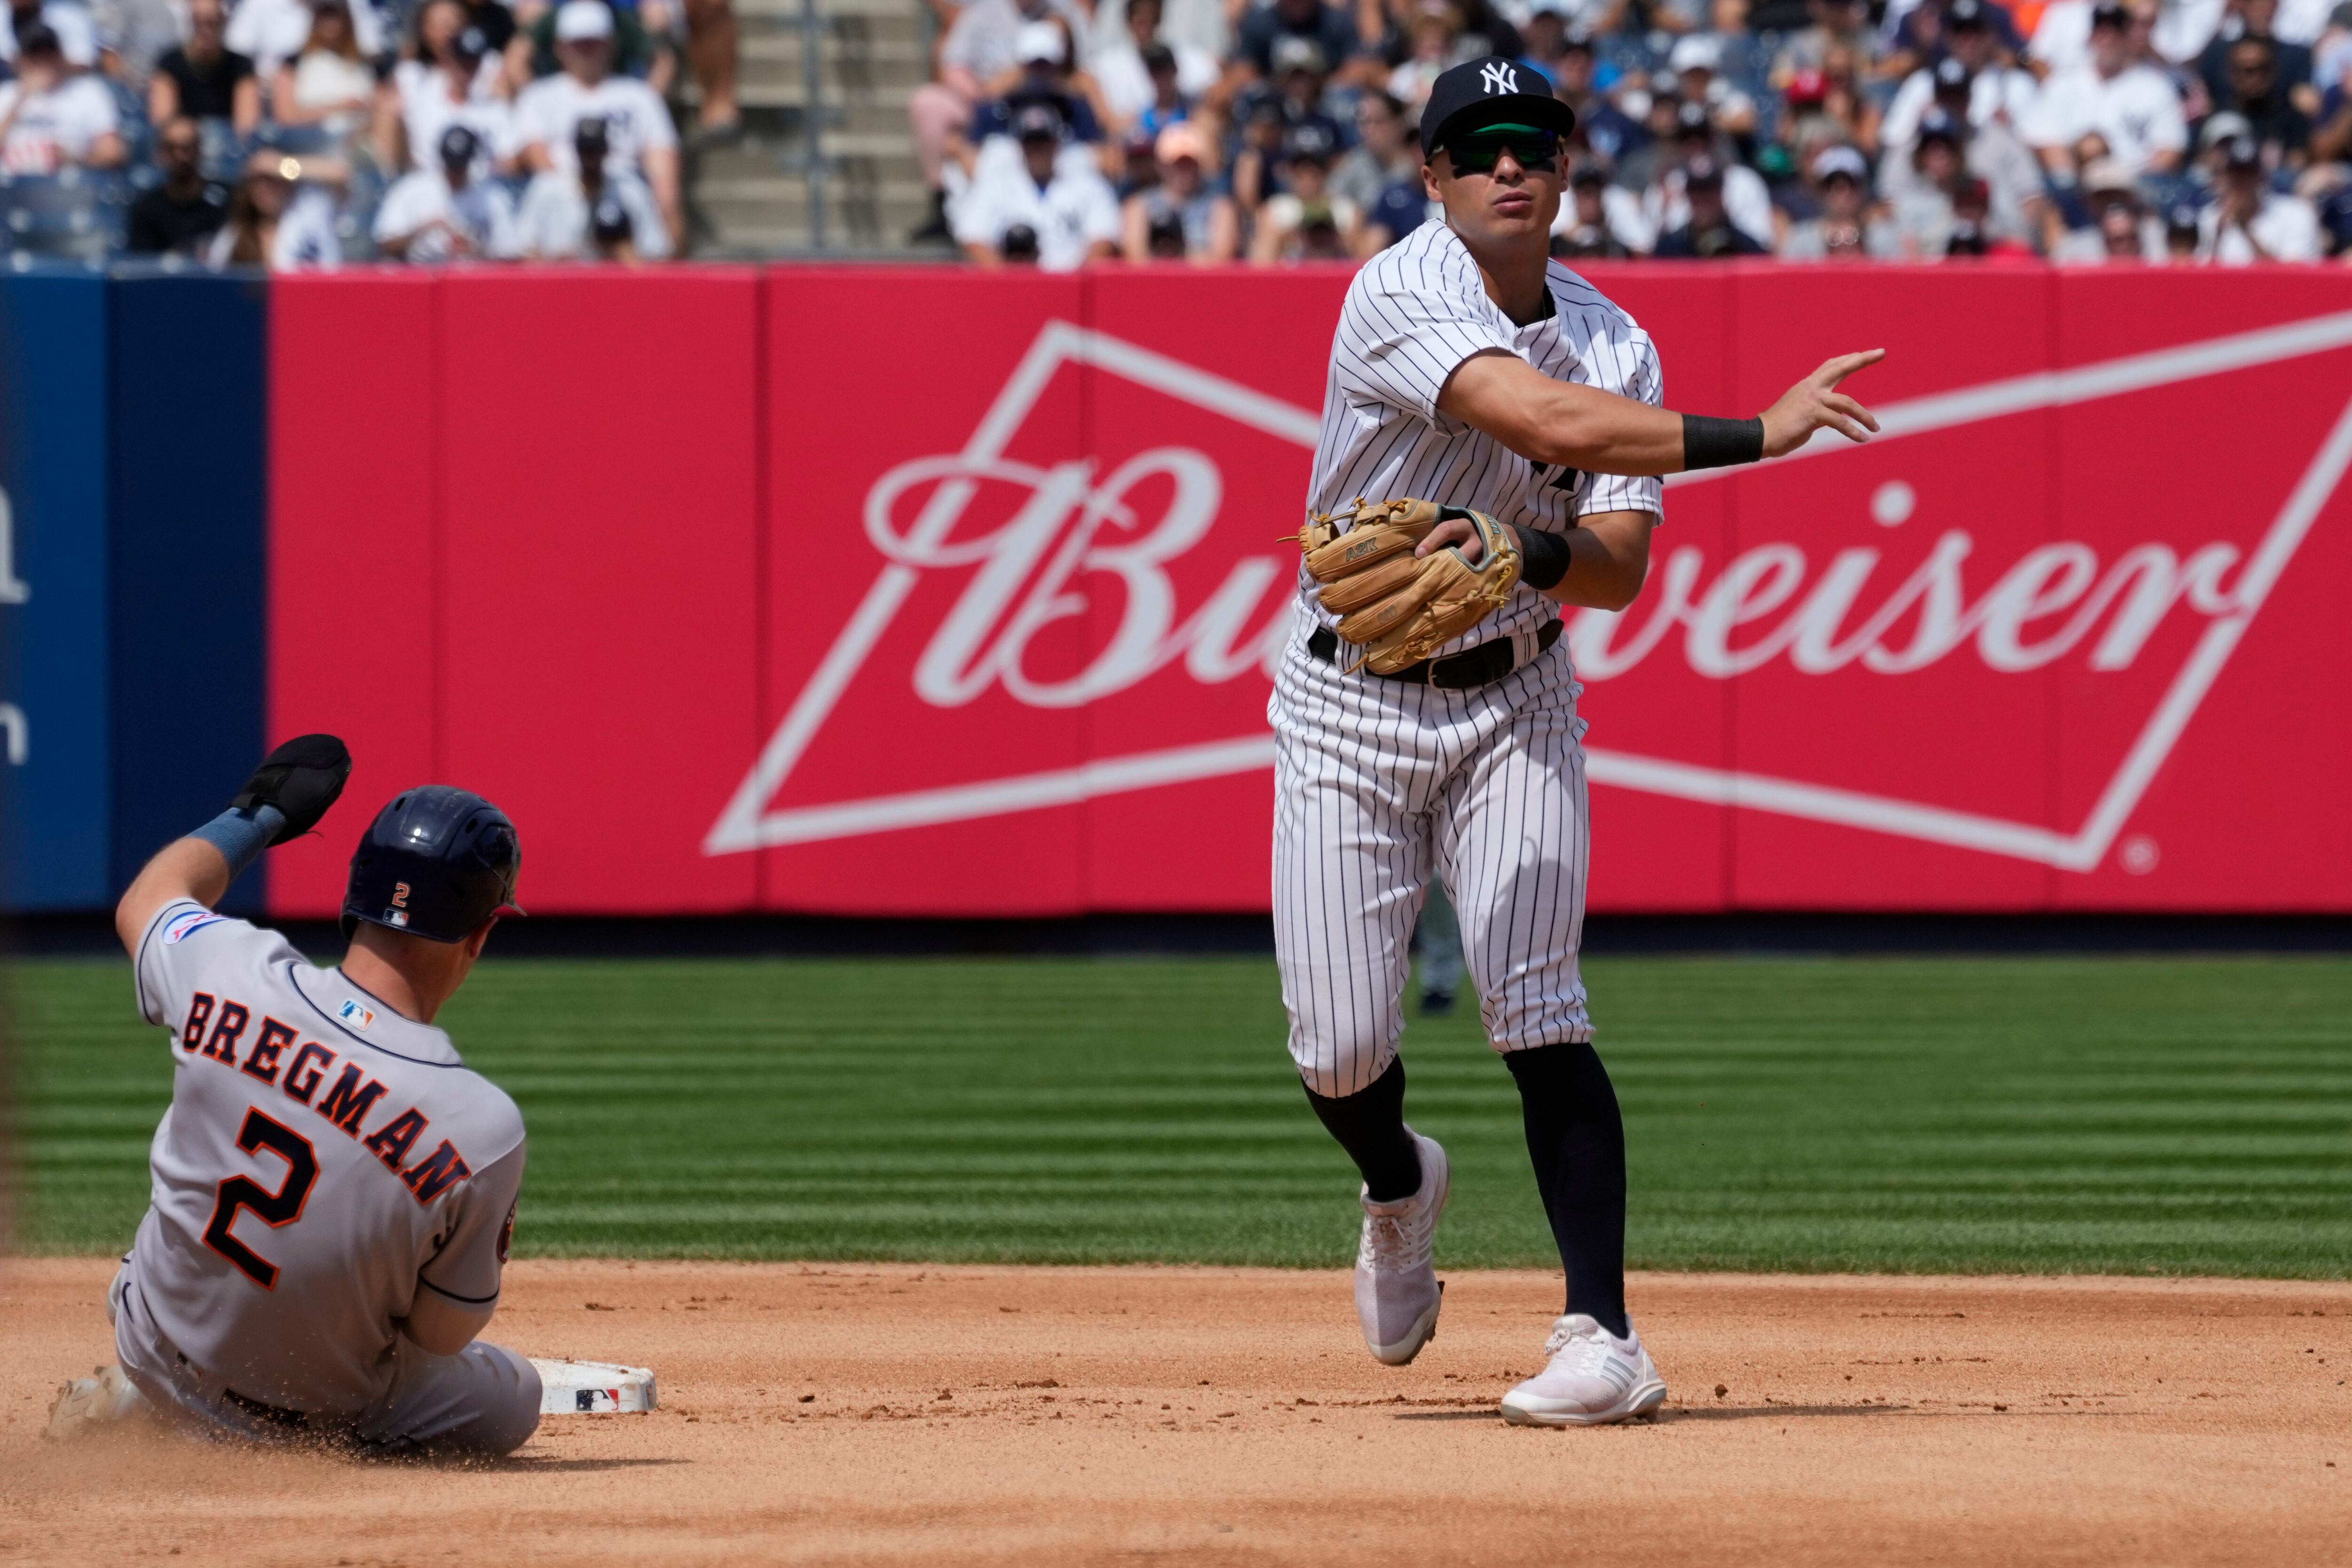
[1481,60,1519,94]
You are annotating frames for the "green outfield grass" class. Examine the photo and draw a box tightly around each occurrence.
[8,953,2351,1277]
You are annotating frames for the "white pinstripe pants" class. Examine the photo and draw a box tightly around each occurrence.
[1270,628,1593,1098]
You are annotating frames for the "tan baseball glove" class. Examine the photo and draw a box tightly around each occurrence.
[1295,498,1523,675]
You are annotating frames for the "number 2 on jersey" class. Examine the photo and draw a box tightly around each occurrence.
[203,1108,320,1289]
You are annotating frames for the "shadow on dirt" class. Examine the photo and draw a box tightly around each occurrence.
[1391,1404,1918,1424]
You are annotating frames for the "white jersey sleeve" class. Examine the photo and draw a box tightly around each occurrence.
[417,1140,523,1309]
[135,899,300,1033]
[1578,326,1664,518]
[1332,253,1517,426]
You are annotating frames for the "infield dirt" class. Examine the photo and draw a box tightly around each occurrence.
[2,1260,2346,1566]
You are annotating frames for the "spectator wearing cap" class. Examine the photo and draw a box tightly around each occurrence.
[1384,1,1467,116]
[391,0,514,176]
[908,0,1086,242]
[2047,154,2163,255]
[1333,88,1417,209]
[1643,99,1774,247]
[1549,157,1640,254]
[225,0,385,82]
[1652,154,1771,252]
[1880,106,1966,253]
[1944,176,2041,254]
[1881,2,2038,147]
[2198,130,2323,255]
[0,0,97,70]
[2207,35,2313,167]
[1090,0,1219,133]
[1218,0,1369,113]
[0,21,124,172]
[514,0,682,248]
[1880,0,2027,84]
[1883,56,2046,238]
[374,122,519,260]
[1778,142,1892,254]
[514,0,670,92]
[516,113,671,258]
[128,116,231,255]
[1669,33,1759,138]
[1249,117,1359,259]
[209,146,345,269]
[1120,119,1239,258]
[2026,4,2187,176]
[955,97,1120,266]
[960,21,1110,152]
[150,0,261,140]
[1543,24,1644,165]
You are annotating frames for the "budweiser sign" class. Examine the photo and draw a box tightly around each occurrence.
[706,302,2352,883]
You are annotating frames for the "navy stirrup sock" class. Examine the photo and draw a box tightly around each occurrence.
[1304,1055,1423,1202]
[1504,1042,1630,1338]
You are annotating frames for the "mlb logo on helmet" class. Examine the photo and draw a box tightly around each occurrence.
[386,909,410,927]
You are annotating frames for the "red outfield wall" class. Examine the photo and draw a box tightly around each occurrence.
[266,265,2352,917]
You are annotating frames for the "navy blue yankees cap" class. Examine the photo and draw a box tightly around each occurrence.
[1420,56,1577,157]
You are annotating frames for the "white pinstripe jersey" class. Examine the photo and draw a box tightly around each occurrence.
[1302,221,1666,660]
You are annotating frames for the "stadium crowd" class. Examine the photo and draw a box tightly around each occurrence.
[918,0,2352,264]
[0,0,736,263]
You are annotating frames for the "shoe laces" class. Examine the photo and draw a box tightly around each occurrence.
[1359,1197,1433,1273]
[1540,1315,1623,1372]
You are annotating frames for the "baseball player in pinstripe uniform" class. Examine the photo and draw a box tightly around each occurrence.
[1274,56,1882,1425]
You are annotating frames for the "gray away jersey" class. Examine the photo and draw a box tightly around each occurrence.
[1304,220,1666,660]
[128,900,525,1415]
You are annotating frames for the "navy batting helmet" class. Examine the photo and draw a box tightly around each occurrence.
[342,786,524,943]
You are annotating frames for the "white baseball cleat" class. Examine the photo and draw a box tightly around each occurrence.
[45,1364,150,1441]
[1355,1129,1448,1365]
[1500,1314,1668,1426]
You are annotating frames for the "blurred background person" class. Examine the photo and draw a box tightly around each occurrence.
[0,0,101,70]
[516,112,671,257]
[2047,153,2162,255]
[1248,117,1357,259]
[2198,130,2323,254]
[389,0,515,176]
[1653,154,1770,251]
[1218,0,1369,113]
[1091,0,1218,133]
[1413,883,1462,1017]
[514,0,681,252]
[682,0,739,135]
[1120,119,1238,257]
[126,115,231,255]
[1880,1,2036,148]
[1330,87,1415,212]
[208,146,345,268]
[1549,156,1643,253]
[374,122,519,259]
[0,21,124,173]
[954,98,1120,266]
[269,0,377,147]
[229,0,385,85]
[2025,3,2187,179]
[148,0,261,144]
[1644,100,1773,247]
[1778,141,1888,254]
[909,0,1090,242]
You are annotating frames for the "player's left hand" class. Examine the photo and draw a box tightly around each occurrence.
[1414,517,1515,564]
[230,734,353,845]
[1760,349,1886,458]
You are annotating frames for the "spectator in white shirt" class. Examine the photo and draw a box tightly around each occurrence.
[2199,132,2323,257]
[514,0,681,250]
[391,0,514,174]
[271,0,377,143]
[0,22,124,173]
[515,113,672,259]
[227,0,386,81]
[2048,155,2165,257]
[1881,0,2035,146]
[1645,100,1775,247]
[209,146,344,269]
[1089,0,1216,129]
[954,99,1119,267]
[910,0,1088,240]
[374,123,518,260]
[2026,2,2188,176]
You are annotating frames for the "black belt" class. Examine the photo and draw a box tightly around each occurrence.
[1307,620,1560,690]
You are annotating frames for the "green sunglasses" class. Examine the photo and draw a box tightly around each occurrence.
[1442,123,1560,175]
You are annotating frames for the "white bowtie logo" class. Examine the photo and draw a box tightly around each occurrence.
[1480,61,1518,94]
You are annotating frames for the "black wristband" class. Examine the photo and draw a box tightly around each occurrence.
[1517,525,1572,591]
[1682,414,1765,470]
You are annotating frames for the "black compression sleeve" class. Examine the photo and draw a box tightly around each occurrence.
[1681,414,1765,470]
[1518,525,1572,591]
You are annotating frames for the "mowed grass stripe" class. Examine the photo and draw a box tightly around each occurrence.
[8,953,2350,1276]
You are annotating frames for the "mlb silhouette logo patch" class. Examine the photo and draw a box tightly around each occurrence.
[385,909,410,928]
[338,998,374,1030]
